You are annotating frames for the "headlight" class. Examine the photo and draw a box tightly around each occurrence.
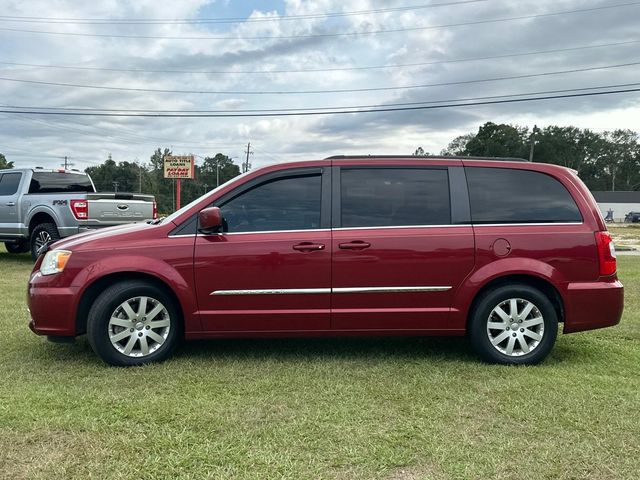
[41,250,72,276]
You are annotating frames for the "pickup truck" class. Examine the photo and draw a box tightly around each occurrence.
[0,168,156,259]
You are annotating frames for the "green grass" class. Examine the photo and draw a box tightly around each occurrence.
[0,245,639,479]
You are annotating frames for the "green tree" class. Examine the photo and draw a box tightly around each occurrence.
[86,154,143,193]
[463,122,529,158]
[0,153,14,169]
[598,130,640,191]
[441,133,475,156]
[413,147,431,156]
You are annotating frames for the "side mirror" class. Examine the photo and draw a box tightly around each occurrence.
[198,206,223,233]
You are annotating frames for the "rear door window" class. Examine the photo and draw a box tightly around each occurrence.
[29,172,94,193]
[340,168,450,227]
[0,173,22,196]
[465,167,582,223]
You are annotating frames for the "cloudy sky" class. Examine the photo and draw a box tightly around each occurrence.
[1,0,639,171]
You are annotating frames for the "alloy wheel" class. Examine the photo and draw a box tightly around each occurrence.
[108,296,171,357]
[486,298,545,357]
[34,231,51,256]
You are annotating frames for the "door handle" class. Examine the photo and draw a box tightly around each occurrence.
[293,242,325,252]
[338,241,371,250]
[5,202,15,206]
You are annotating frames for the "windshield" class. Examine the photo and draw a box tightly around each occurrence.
[161,171,252,225]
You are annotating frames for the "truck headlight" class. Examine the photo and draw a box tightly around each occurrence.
[41,250,72,276]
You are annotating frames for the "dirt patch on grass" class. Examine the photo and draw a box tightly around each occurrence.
[387,465,445,480]
[0,429,108,480]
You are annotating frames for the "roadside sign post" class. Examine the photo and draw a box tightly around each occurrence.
[164,155,195,211]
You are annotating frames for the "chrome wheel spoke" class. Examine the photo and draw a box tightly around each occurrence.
[517,334,530,354]
[522,317,544,329]
[519,302,534,321]
[509,299,518,318]
[110,329,131,343]
[505,335,516,355]
[491,330,510,346]
[122,335,138,355]
[486,297,544,357]
[487,321,506,330]
[148,319,170,329]
[110,317,132,328]
[147,330,165,344]
[523,329,542,341]
[146,304,165,322]
[493,306,511,323]
[137,297,148,317]
[139,336,150,356]
[121,301,137,320]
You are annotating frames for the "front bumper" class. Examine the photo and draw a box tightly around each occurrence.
[563,279,624,333]
[27,276,79,336]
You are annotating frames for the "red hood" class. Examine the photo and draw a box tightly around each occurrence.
[50,222,161,251]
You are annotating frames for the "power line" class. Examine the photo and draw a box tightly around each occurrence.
[0,2,638,40]
[0,1,488,25]
[1,60,639,95]
[2,39,638,76]
[1,87,639,117]
[0,113,241,150]
[5,82,640,114]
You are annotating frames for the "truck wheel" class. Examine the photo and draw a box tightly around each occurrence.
[4,240,30,254]
[87,280,182,366]
[30,222,60,260]
[469,284,558,365]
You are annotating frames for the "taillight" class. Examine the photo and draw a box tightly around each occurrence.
[70,200,88,219]
[595,231,617,276]
[152,201,158,220]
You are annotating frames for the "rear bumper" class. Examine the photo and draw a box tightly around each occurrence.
[563,279,624,333]
[27,283,79,336]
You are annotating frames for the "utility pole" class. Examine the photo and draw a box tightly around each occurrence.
[60,156,74,170]
[135,158,143,193]
[203,183,208,195]
[528,125,538,162]
[243,142,253,173]
[216,158,220,187]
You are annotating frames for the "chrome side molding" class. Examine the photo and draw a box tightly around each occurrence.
[210,286,451,296]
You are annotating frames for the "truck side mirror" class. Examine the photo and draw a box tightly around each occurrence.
[198,207,223,234]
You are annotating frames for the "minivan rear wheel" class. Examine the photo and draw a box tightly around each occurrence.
[87,280,181,366]
[469,284,558,365]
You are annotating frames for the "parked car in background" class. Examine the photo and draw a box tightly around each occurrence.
[0,168,156,259]
[624,211,640,223]
[27,156,623,366]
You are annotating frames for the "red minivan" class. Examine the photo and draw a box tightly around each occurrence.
[27,156,623,366]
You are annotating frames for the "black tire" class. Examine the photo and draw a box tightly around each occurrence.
[87,280,182,366]
[4,240,30,254]
[30,222,60,260]
[469,284,558,365]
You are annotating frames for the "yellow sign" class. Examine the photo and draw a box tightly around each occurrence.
[164,155,195,179]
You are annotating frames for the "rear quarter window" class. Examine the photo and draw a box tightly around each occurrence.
[29,172,94,193]
[465,167,582,224]
[0,172,22,196]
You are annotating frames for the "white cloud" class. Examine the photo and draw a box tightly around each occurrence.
[1,0,639,170]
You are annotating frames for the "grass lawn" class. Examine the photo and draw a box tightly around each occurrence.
[0,245,639,479]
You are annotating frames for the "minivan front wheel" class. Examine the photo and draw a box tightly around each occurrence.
[87,280,181,366]
[469,284,558,365]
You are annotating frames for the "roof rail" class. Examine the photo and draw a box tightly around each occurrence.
[325,155,527,162]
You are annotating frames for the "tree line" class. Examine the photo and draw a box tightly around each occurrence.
[415,122,640,192]
[2,122,640,213]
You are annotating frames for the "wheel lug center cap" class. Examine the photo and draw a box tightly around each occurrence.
[510,322,519,331]
[135,322,145,331]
